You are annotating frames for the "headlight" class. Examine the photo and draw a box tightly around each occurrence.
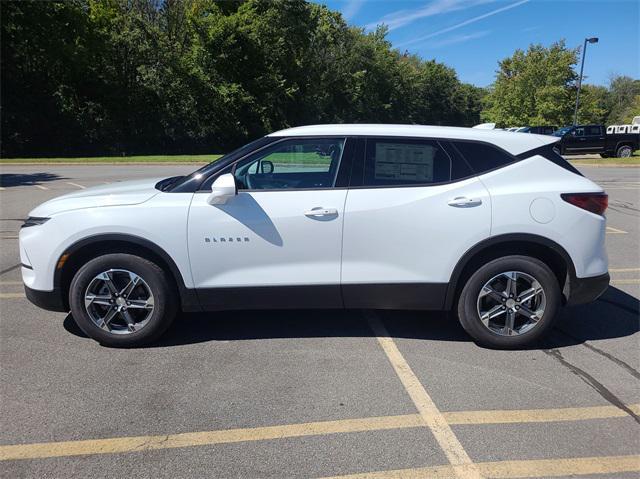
[21,217,50,228]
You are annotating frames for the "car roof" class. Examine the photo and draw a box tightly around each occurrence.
[268,124,558,155]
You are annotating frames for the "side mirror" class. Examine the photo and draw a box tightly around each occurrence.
[207,173,237,205]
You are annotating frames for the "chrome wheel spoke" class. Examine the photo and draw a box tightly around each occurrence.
[121,310,137,332]
[127,298,153,309]
[517,280,543,303]
[480,285,506,302]
[98,307,118,331]
[120,273,141,299]
[480,304,506,322]
[85,294,112,307]
[517,304,540,321]
[503,310,516,335]
[98,271,119,296]
[504,271,518,297]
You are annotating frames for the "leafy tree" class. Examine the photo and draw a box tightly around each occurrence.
[606,75,640,125]
[578,84,609,124]
[482,41,578,127]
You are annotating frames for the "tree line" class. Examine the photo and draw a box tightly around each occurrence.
[1,0,483,157]
[1,0,638,158]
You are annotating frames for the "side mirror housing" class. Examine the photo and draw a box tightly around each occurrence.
[207,173,237,205]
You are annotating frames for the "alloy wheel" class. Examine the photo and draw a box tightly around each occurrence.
[476,271,546,336]
[84,269,154,334]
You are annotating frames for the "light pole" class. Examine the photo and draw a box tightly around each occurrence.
[573,37,599,126]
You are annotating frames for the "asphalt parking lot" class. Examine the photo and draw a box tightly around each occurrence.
[0,163,639,478]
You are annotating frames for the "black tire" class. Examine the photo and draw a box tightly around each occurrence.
[600,152,610,158]
[457,255,560,349]
[616,145,632,158]
[69,253,178,347]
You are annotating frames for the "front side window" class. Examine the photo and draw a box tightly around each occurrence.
[233,138,345,190]
[363,139,452,186]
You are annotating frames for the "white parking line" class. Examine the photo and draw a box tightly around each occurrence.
[609,268,640,273]
[66,182,86,189]
[34,184,48,190]
[606,226,627,234]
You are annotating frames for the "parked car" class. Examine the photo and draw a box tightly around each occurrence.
[518,126,557,135]
[21,125,609,349]
[553,124,639,157]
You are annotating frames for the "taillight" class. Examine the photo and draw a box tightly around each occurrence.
[561,192,608,215]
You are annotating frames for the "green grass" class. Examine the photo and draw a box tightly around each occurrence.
[569,155,640,166]
[0,154,221,164]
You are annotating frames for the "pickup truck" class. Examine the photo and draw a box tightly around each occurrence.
[553,124,640,158]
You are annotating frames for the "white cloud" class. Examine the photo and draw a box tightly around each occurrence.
[396,0,529,47]
[365,0,495,32]
[424,30,492,48]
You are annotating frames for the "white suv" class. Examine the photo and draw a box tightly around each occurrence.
[20,125,610,349]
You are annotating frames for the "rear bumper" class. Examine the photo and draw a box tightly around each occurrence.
[566,272,610,306]
[24,285,68,312]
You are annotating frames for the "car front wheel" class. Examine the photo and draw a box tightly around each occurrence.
[69,253,177,347]
[457,255,560,349]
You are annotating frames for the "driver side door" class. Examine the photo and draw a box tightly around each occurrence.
[187,137,351,310]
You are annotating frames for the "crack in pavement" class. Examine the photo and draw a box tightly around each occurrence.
[554,328,640,381]
[0,264,20,276]
[543,347,640,425]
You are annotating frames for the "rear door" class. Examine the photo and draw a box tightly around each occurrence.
[341,137,492,309]
[187,137,352,309]
[582,125,605,152]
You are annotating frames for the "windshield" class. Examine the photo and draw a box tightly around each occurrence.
[167,136,275,192]
[553,126,573,137]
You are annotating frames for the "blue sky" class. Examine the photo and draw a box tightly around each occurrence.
[316,0,640,87]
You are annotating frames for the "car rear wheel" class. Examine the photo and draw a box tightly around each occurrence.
[69,253,177,347]
[457,255,560,349]
[616,145,632,158]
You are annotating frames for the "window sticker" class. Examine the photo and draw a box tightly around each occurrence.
[374,143,435,181]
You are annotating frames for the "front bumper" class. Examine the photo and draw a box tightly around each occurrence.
[566,272,610,306]
[24,285,68,312]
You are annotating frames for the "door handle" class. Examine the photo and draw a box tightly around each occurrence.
[304,207,338,217]
[448,197,482,208]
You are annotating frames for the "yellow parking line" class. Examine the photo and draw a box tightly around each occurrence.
[443,403,640,425]
[609,268,640,273]
[1,404,637,462]
[606,226,627,234]
[0,414,423,461]
[610,279,640,285]
[66,182,86,189]
[365,312,481,479]
[318,455,640,479]
[0,293,25,299]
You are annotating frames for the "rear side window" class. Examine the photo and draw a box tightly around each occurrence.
[586,125,603,136]
[363,139,452,186]
[452,141,516,174]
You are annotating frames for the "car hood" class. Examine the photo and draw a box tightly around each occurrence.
[29,177,165,217]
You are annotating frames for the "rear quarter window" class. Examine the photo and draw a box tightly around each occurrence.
[452,141,517,174]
